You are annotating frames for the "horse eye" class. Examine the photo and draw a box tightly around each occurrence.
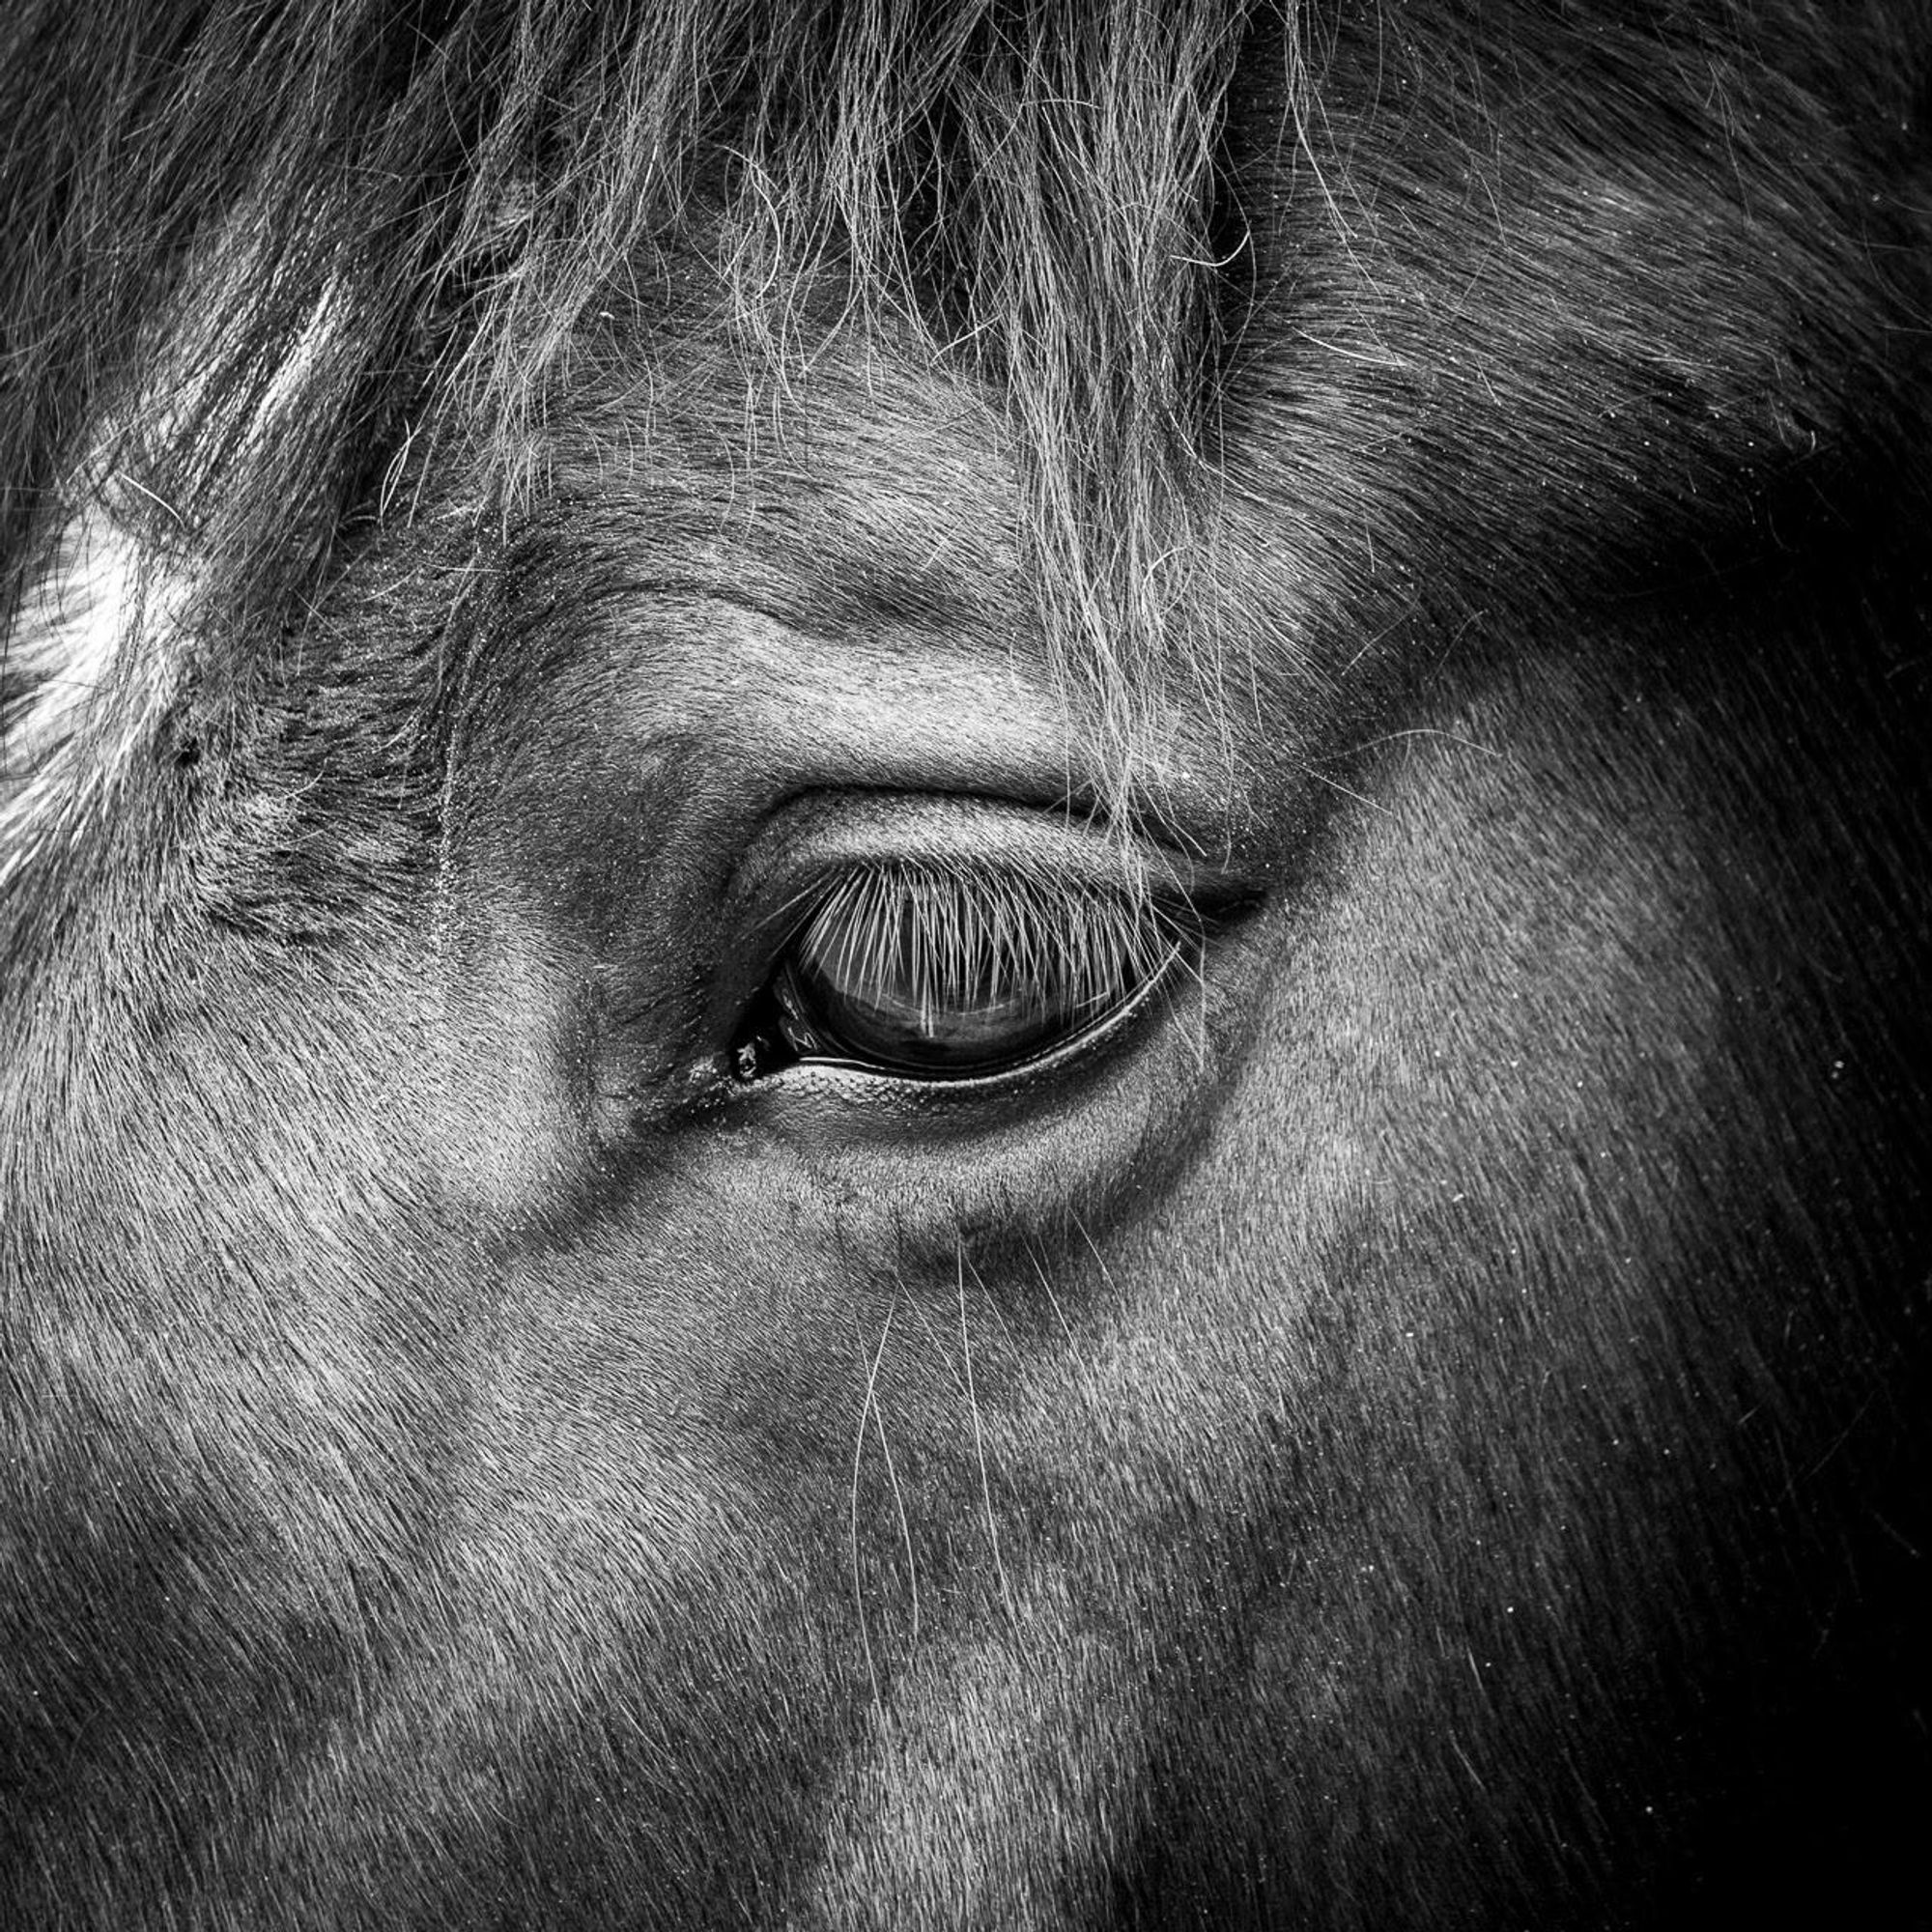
[733,867,1185,1082]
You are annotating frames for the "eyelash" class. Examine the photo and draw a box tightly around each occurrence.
[732,863,1191,1083]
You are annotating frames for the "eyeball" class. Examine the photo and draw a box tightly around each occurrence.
[736,864,1189,1082]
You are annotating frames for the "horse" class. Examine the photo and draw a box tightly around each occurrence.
[3,1,1927,1925]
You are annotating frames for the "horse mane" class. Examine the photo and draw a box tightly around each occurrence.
[0,0,1280,767]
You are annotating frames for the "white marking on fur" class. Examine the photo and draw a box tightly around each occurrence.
[2,275,343,894]
[0,498,188,892]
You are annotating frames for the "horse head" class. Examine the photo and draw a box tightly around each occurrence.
[3,4,1927,1925]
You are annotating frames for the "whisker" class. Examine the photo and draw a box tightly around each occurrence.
[869,1331,920,1664]
[960,1245,1017,1633]
[1304,766,1391,815]
[849,1297,897,1711]
[1342,726,1502,758]
[1031,1248,1077,1346]
[1071,1212,1122,1304]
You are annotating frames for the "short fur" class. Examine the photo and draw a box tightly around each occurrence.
[3,4,1929,1929]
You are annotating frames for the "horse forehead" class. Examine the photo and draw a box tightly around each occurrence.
[445,327,1262,833]
[551,331,1031,645]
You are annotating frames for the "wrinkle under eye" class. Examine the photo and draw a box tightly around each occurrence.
[739,864,1189,1081]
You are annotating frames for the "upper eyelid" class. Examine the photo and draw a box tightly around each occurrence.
[750,863,1205,1052]
[752,917,1194,1093]
[725,790,1237,952]
[790,864,1192,976]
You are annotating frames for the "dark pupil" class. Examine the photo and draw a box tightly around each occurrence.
[773,880,1143,1074]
